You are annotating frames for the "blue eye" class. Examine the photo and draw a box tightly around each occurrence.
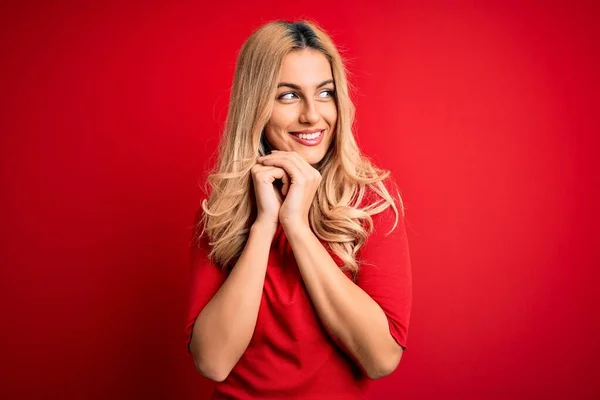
[278,89,335,100]
[278,92,298,100]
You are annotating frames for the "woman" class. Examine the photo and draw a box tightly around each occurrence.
[185,19,412,399]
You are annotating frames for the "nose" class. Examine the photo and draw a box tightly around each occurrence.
[299,98,320,125]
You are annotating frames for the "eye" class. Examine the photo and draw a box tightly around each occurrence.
[278,92,298,100]
[277,89,336,101]
[320,89,335,98]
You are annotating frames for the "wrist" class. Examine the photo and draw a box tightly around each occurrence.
[281,220,311,235]
[251,220,279,238]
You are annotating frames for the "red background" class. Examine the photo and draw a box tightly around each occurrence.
[1,1,598,399]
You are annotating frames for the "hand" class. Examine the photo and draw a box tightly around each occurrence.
[257,150,322,229]
[250,159,290,229]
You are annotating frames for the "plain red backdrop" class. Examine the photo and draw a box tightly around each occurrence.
[1,1,598,399]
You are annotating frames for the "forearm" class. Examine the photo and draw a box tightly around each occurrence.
[190,222,276,381]
[284,224,402,379]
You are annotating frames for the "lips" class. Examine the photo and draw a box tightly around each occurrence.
[288,129,325,146]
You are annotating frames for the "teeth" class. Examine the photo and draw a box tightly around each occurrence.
[294,130,322,140]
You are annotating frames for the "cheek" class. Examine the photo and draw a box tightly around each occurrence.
[268,107,296,130]
[324,107,338,142]
[265,119,292,145]
[323,102,338,121]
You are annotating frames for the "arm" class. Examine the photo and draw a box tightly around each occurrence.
[284,224,402,379]
[189,222,276,382]
[283,194,412,380]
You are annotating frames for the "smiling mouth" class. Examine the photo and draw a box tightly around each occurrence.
[289,130,324,140]
[288,129,325,146]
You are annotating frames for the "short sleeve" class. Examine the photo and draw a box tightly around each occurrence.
[356,184,413,351]
[184,232,229,353]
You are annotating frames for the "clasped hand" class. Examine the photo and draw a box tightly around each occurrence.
[254,150,321,229]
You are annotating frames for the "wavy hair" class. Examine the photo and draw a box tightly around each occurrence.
[195,19,405,281]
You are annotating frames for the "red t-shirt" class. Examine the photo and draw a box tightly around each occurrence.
[185,184,412,399]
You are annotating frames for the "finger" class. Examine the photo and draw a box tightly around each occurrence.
[289,151,320,177]
[253,164,285,183]
[263,151,317,179]
[265,166,288,183]
[259,154,306,183]
[269,167,290,198]
[261,154,294,195]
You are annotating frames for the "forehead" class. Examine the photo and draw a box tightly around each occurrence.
[278,49,333,86]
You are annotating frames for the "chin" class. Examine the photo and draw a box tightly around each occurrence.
[297,150,326,166]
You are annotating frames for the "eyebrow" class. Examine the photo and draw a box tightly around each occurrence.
[277,79,335,90]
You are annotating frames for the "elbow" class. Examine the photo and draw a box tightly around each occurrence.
[366,364,395,380]
[367,346,403,380]
[189,338,231,382]
[192,356,230,382]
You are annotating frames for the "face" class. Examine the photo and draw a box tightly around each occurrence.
[264,48,337,166]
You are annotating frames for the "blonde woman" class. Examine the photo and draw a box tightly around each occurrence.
[185,19,412,399]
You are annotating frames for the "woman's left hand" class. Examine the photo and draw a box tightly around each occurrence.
[257,150,321,229]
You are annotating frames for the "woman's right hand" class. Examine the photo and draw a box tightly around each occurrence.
[251,162,290,228]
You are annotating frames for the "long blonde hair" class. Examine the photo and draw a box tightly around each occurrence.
[195,19,405,280]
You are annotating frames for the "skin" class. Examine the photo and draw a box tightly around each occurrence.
[192,48,401,383]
